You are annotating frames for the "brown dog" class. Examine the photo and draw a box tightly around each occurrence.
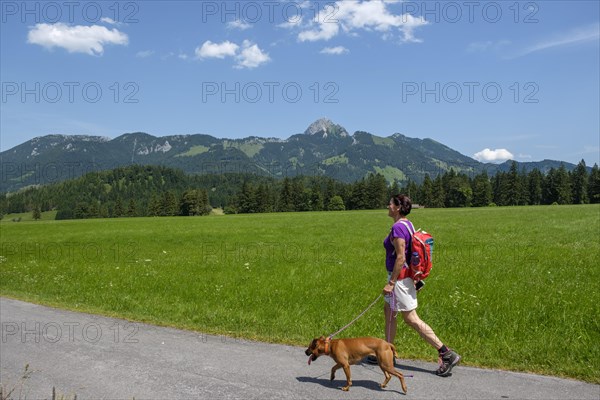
[305,336,407,393]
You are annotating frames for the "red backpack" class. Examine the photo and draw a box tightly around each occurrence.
[399,221,434,281]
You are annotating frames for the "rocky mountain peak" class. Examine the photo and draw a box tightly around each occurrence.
[303,118,349,138]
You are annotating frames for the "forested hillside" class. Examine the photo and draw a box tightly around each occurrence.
[1,159,598,220]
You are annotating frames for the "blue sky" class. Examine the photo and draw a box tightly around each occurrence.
[1,0,599,166]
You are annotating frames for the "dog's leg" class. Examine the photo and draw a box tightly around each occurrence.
[341,364,352,391]
[385,368,407,394]
[394,370,407,394]
[380,370,392,388]
[378,348,408,394]
[330,363,342,381]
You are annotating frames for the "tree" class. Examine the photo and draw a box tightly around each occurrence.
[328,195,345,211]
[571,160,589,204]
[198,189,212,215]
[237,182,257,213]
[366,173,388,209]
[99,204,109,218]
[505,161,522,206]
[430,176,445,208]
[544,165,572,205]
[528,169,543,205]
[588,164,600,204]
[127,198,137,217]
[492,172,511,206]
[148,195,161,216]
[181,189,202,216]
[291,178,311,212]
[255,184,273,213]
[471,171,492,207]
[419,174,434,207]
[405,180,420,205]
[349,179,368,210]
[74,202,89,219]
[323,179,336,208]
[161,191,179,216]
[555,164,572,205]
[309,184,324,211]
[518,168,530,205]
[278,177,294,212]
[114,197,124,218]
[32,205,42,220]
[389,179,401,198]
[444,171,472,207]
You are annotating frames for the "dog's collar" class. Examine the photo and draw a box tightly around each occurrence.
[324,337,331,355]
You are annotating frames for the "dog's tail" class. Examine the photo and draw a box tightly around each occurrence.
[390,343,399,359]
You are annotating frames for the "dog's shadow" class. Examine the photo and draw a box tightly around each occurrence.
[296,375,405,395]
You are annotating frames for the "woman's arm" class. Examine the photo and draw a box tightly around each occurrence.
[383,237,406,293]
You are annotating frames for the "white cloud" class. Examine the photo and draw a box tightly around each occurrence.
[100,17,119,25]
[298,0,428,43]
[235,40,270,69]
[227,20,253,30]
[27,23,128,56]
[299,19,340,41]
[512,23,599,58]
[136,50,154,58]
[196,40,270,69]
[320,46,349,55]
[195,40,239,59]
[473,148,514,163]
[277,17,304,30]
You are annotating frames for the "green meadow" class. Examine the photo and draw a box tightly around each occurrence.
[1,205,598,383]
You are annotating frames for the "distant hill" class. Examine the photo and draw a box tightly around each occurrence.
[0,118,584,192]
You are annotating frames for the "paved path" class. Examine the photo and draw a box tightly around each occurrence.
[1,297,598,399]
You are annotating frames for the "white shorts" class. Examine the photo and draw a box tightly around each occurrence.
[384,274,418,312]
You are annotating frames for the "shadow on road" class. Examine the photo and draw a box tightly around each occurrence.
[393,362,437,376]
[296,376,406,395]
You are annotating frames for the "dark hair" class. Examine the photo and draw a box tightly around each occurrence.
[391,194,412,216]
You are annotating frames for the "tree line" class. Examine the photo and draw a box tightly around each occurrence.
[0,160,598,220]
[0,165,212,219]
[402,160,599,208]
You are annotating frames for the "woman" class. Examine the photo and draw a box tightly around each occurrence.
[372,194,461,377]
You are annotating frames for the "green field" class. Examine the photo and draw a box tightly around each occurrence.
[1,205,598,383]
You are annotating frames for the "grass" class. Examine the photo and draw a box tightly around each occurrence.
[373,165,407,182]
[176,145,209,157]
[1,210,57,222]
[0,205,598,383]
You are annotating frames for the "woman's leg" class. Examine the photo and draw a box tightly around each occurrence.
[401,309,462,376]
[401,309,443,349]
[384,302,398,343]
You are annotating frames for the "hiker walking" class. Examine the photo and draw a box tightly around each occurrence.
[371,194,461,377]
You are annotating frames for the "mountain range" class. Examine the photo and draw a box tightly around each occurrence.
[0,118,581,193]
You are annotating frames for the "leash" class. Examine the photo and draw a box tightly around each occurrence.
[328,294,383,339]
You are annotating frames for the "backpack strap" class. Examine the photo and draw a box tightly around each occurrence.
[397,220,415,267]
[398,220,415,237]
[391,221,413,251]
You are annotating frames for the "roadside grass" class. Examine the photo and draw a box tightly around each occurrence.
[0,205,598,383]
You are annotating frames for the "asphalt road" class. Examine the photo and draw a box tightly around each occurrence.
[1,297,598,399]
